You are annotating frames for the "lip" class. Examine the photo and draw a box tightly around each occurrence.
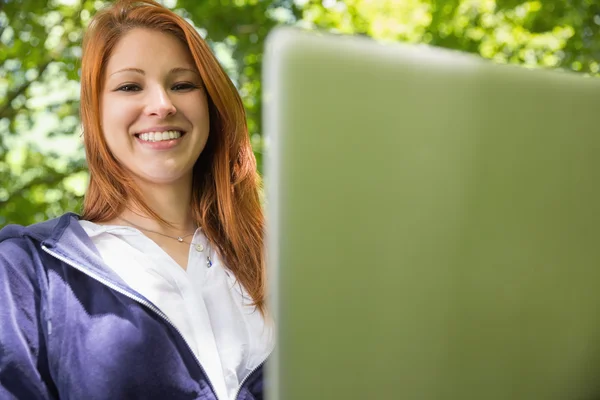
[134,126,186,135]
[135,134,184,150]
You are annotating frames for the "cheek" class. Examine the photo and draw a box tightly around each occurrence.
[178,93,210,126]
[100,97,138,141]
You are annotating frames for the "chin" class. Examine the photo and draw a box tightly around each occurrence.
[131,170,189,185]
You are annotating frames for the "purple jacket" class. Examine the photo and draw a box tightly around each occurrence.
[0,213,266,400]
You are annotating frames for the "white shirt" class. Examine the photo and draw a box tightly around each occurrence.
[79,220,274,400]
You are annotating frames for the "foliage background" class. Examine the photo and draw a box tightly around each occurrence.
[1,0,598,227]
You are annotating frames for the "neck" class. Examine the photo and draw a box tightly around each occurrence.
[118,177,197,235]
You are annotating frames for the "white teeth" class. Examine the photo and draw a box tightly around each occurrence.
[138,130,182,142]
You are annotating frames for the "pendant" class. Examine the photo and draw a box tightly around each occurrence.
[177,237,183,242]
[206,256,213,268]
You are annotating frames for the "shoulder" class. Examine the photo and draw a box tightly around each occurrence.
[0,225,39,273]
[0,212,80,279]
[0,212,80,243]
[0,227,44,310]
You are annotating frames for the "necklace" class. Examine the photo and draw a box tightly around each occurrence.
[116,216,213,267]
[117,216,196,243]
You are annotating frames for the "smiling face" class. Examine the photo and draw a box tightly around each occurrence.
[101,28,210,186]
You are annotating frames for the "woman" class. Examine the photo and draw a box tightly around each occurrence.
[0,1,273,399]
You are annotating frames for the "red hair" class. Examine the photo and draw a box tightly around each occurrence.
[80,0,265,313]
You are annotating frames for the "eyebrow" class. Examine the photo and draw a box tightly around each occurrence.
[109,67,200,77]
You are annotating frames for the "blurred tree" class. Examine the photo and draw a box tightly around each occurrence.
[0,0,95,226]
[1,0,598,227]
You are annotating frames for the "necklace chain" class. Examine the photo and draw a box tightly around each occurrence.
[116,217,213,268]
[117,217,196,244]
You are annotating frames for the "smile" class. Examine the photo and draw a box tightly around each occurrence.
[135,130,185,142]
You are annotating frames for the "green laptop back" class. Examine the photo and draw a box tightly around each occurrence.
[263,28,600,400]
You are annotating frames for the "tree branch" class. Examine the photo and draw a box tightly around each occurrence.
[0,165,87,208]
[0,98,80,129]
[0,0,86,120]
[0,59,53,119]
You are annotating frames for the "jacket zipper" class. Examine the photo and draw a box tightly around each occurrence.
[232,356,269,400]
[41,245,222,400]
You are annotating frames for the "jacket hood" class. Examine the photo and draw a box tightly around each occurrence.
[0,212,129,293]
[0,212,81,244]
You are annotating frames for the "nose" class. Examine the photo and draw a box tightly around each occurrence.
[144,85,176,118]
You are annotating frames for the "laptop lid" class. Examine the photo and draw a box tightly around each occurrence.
[263,27,600,400]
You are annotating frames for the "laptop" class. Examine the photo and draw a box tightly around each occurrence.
[262,27,600,400]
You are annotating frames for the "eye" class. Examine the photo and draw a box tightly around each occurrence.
[116,84,141,92]
[172,82,199,91]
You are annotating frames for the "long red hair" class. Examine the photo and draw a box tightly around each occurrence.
[80,0,265,313]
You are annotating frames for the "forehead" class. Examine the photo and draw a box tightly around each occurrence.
[105,28,196,73]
